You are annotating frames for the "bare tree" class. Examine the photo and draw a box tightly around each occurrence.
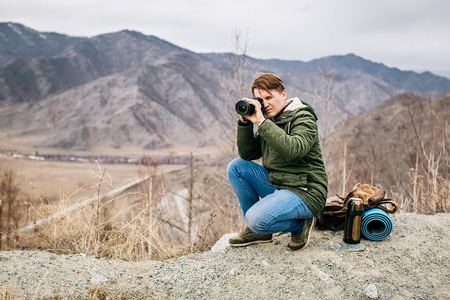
[0,166,23,249]
[206,30,255,160]
[315,57,337,150]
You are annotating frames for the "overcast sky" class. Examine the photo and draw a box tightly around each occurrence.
[1,0,449,77]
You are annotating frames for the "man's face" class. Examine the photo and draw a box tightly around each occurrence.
[254,88,287,119]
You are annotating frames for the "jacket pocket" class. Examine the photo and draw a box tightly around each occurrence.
[269,172,308,188]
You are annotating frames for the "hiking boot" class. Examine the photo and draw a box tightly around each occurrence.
[287,217,316,251]
[229,227,272,247]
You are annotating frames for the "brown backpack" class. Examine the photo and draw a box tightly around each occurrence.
[316,183,399,231]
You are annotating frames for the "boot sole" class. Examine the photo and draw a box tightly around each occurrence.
[229,239,273,247]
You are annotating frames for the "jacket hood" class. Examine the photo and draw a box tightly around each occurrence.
[282,97,319,121]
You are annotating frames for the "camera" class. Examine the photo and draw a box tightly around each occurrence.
[235,97,264,116]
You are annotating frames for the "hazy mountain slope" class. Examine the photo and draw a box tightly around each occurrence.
[0,28,225,150]
[0,30,199,104]
[0,22,84,67]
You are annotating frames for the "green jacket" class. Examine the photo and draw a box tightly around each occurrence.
[237,97,328,215]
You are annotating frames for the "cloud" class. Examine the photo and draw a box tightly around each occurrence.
[0,0,449,75]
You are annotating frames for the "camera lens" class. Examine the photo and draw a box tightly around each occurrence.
[235,100,250,115]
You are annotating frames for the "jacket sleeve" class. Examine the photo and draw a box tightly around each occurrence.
[257,111,318,160]
[237,121,262,160]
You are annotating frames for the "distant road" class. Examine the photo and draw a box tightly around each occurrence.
[1,151,205,165]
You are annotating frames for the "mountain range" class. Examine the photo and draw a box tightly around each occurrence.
[0,22,449,153]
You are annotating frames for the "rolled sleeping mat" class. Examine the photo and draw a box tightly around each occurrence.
[361,207,393,241]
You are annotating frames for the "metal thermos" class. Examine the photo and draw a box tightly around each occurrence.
[343,198,364,244]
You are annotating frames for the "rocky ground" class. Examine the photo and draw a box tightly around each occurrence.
[1,213,449,299]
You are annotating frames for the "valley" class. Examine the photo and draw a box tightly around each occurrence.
[0,153,187,204]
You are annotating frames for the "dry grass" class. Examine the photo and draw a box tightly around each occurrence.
[390,95,450,213]
[5,162,186,261]
[393,134,450,214]
[0,157,242,262]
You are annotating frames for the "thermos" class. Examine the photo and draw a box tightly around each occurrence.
[343,198,364,244]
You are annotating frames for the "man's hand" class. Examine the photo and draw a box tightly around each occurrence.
[241,97,266,126]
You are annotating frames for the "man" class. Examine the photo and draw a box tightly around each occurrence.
[227,73,328,250]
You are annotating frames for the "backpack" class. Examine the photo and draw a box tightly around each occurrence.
[316,183,399,231]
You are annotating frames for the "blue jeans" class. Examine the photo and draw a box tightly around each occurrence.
[227,158,314,234]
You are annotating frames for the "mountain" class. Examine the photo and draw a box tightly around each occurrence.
[207,53,450,114]
[324,92,450,199]
[0,25,225,151]
[0,22,449,153]
[0,22,84,67]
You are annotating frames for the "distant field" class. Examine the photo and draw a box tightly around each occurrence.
[0,130,219,207]
[0,156,185,204]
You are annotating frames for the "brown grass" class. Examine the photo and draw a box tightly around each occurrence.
[0,155,242,262]
[6,162,184,261]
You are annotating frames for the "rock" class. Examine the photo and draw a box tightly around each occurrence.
[330,241,365,252]
[210,233,236,253]
[364,283,378,299]
[312,266,331,282]
[89,268,108,285]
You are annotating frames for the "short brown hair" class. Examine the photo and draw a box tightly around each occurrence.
[251,73,286,96]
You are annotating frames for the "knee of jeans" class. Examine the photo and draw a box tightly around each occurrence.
[226,158,243,179]
[245,209,269,234]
